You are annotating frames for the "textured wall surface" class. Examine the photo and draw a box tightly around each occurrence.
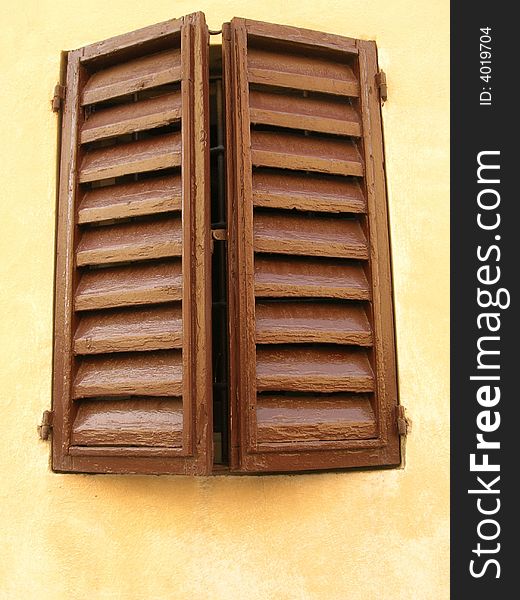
[0,1,449,598]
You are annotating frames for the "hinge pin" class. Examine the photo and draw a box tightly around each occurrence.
[375,70,388,103]
[38,410,53,440]
[51,84,66,113]
[397,405,410,436]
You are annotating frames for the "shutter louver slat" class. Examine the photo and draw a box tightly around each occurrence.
[52,14,212,474]
[226,18,400,472]
[81,48,182,105]
[79,132,182,183]
[80,91,182,143]
[76,217,182,266]
[71,398,184,447]
[252,170,365,213]
[247,45,359,97]
[78,174,182,223]
[249,89,361,137]
[256,346,374,393]
[253,212,368,259]
[73,351,183,398]
[255,301,372,345]
[254,257,370,299]
[250,130,364,176]
[74,305,182,354]
[75,261,182,310]
[256,395,376,443]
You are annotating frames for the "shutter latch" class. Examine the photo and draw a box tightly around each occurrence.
[51,84,66,112]
[375,70,387,103]
[211,228,227,253]
[397,405,410,436]
[38,410,54,440]
[212,229,227,242]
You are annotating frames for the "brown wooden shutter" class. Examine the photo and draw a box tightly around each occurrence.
[52,13,212,474]
[224,18,400,472]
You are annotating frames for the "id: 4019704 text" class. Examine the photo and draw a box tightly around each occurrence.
[480,28,492,106]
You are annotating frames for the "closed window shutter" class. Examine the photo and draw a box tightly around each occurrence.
[224,19,400,472]
[52,13,212,474]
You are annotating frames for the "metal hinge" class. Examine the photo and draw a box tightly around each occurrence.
[51,84,66,112]
[375,70,388,103]
[397,405,410,436]
[38,410,54,440]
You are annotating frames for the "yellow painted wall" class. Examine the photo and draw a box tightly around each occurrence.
[0,1,449,598]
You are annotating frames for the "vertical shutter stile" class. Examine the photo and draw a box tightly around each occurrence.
[225,18,400,472]
[52,14,212,474]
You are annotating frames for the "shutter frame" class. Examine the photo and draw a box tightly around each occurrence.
[225,18,400,472]
[51,14,212,474]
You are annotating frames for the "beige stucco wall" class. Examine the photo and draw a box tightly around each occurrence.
[0,1,449,598]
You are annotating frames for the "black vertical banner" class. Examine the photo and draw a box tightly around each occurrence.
[451,3,517,597]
